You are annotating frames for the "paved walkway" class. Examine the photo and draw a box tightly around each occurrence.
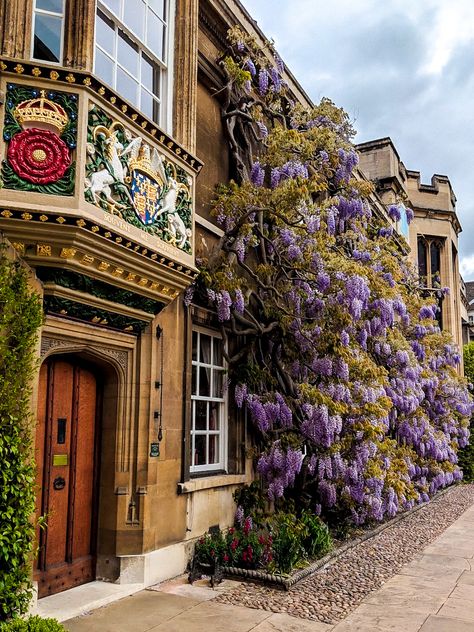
[64,500,474,632]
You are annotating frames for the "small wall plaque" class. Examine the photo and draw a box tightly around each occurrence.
[53,454,68,466]
[150,442,160,457]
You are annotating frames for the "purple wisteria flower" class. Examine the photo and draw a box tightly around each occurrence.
[258,69,269,95]
[250,161,265,187]
[245,58,256,76]
[388,204,402,222]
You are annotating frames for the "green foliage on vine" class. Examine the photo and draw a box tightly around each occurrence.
[459,342,474,481]
[0,246,43,619]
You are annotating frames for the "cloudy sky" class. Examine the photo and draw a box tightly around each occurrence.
[242,0,474,279]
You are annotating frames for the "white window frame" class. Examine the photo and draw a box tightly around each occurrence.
[94,0,175,132]
[191,327,228,474]
[31,0,66,65]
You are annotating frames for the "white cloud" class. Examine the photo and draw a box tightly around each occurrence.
[460,255,474,282]
[242,0,474,265]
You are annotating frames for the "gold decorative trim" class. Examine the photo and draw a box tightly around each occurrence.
[37,244,52,256]
[0,57,203,172]
[0,208,197,279]
[12,242,25,255]
[60,247,77,258]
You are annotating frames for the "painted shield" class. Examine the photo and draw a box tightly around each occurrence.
[130,169,164,225]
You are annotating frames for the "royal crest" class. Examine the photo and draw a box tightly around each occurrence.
[85,105,193,253]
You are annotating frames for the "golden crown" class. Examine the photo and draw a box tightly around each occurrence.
[14,90,69,135]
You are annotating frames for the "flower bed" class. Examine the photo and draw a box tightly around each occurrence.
[192,504,333,586]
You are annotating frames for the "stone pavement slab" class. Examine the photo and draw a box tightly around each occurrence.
[251,612,332,631]
[362,574,452,611]
[65,486,474,632]
[65,591,201,632]
[436,583,474,623]
[330,603,429,632]
[37,581,144,622]
[419,614,474,631]
[457,570,474,586]
[400,552,470,581]
[147,600,268,632]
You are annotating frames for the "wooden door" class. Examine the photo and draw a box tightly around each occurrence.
[35,358,100,598]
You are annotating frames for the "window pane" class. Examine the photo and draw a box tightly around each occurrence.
[140,89,154,120]
[95,47,114,87]
[141,54,160,96]
[199,367,210,397]
[208,435,219,465]
[212,370,223,398]
[431,242,441,281]
[102,0,120,15]
[146,9,164,60]
[96,11,115,56]
[152,100,160,124]
[148,0,165,19]
[124,0,145,38]
[191,365,197,395]
[417,238,427,281]
[33,13,62,62]
[117,67,139,105]
[36,0,63,13]
[209,403,220,430]
[118,31,139,75]
[200,335,211,364]
[213,338,223,366]
[194,401,207,431]
[194,435,206,466]
[192,331,198,361]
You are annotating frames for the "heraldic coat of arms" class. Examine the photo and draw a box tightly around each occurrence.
[85,105,192,252]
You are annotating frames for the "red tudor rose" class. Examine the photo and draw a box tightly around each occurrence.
[7,128,71,184]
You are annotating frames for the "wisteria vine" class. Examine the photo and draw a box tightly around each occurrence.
[190,28,473,526]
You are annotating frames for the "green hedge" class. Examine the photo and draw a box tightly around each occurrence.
[0,616,65,632]
[0,246,43,618]
[459,343,474,481]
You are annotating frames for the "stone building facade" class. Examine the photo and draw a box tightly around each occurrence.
[0,0,321,603]
[357,137,465,356]
[0,0,466,607]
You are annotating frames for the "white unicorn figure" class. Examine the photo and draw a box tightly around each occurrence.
[86,124,142,207]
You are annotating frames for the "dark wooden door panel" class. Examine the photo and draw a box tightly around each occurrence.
[34,358,99,598]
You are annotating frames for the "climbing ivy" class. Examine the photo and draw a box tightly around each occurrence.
[0,245,43,619]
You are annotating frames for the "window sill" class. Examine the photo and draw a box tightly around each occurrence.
[177,474,248,494]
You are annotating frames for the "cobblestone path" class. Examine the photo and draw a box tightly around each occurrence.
[215,483,474,625]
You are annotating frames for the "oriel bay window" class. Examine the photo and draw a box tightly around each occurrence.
[32,0,66,64]
[191,329,227,474]
[94,0,173,128]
